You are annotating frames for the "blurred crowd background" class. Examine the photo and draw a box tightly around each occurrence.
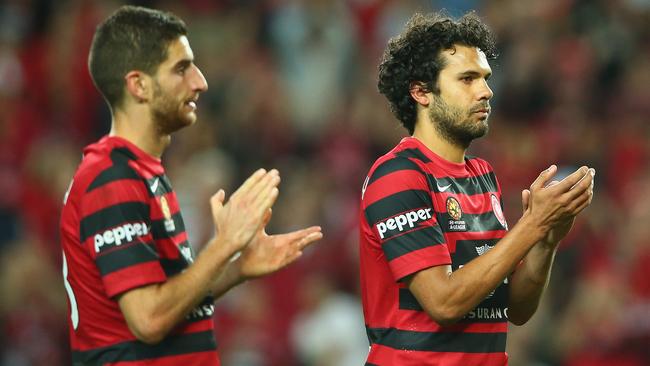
[0,0,648,365]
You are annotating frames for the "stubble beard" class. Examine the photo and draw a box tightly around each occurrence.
[429,94,489,149]
[151,81,192,136]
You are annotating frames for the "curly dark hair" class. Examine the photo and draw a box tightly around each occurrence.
[378,12,497,134]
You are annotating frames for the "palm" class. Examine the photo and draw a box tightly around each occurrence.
[239,226,322,279]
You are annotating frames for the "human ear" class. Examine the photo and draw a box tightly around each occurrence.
[124,71,150,103]
[409,81,431,107]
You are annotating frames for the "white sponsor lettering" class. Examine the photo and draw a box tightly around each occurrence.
[376,208,432,239]
[94,222,149,252]
[186,304,215,320]
[466,306,507,320]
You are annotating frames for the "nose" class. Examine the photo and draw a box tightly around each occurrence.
[477,78,493,101]
[190,64,208,93]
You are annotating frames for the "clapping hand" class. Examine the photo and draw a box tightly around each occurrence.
[522,165,595,247]
[237,208,323,279]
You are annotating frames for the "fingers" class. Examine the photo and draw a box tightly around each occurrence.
[232,168,268,198]
[262,208,273,227]
[563,168,595,201]
[546,180,560,187]
[284,228,323,264]
[530,165,557,191]
[553,166,589,192]
[277,226,323,250]
[232,168,281,221]
[521,189,530,212]
[210,189,225,214]
[571,193,593,215]
[566,180,594,215]
[296,228,323,250]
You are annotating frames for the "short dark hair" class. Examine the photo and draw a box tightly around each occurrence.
[377,12,497,134]
[88,6,187,110]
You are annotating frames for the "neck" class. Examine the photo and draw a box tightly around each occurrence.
[109,105,170,158]
[412,115,466,164]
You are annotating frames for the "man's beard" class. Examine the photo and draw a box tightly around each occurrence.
[429,94,489,149]
[151,81,191,135]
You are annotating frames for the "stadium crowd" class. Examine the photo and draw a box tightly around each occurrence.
[0,0,647,365]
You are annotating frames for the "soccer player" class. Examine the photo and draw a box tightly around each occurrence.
[359,12,594,365]
[60,6,322,365]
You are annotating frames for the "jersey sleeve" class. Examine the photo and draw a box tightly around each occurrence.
[361,157,451,281]
[79,165,166,298]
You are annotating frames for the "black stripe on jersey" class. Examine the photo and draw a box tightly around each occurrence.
[399,288,423,311]
[365,364,379,366]
[96,242,159,276]
[365,190,433,226]
[367,157,423,186]
[145,175,173,197]
[79,202,149,243]
[87,148,141,192]
[151,212,186,239]
[382,226,445,261]
[430,172,498,195]
[366,327,506,353]
[437,211,504,233]
[160,257,189,277]
[71,330,217,365]
[184,296,216,323]
[395,148,432,163]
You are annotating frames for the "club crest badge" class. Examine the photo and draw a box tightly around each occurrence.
[446,196,466,231]
[160,196,176,232]
[491,194,508,230]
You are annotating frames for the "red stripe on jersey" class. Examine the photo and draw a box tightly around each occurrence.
[102,261,166,298]
[389,244,451,281]
[364,169,430,207]
[155,231,189,259]
[81,179,149,217]
[171,318,215,335]
[367,344,508,366]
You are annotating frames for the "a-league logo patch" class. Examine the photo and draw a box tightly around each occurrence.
[446,196,466,231]
[160,196,176,232]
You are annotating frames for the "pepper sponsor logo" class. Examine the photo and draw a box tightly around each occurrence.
[376,208,433,239]
[94,222,149,253]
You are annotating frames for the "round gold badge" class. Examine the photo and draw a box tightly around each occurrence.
[160,196,172,220]
[446,196,462,221]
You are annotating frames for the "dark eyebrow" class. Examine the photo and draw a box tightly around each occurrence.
[458,70,492,80]
[173,59,192,70]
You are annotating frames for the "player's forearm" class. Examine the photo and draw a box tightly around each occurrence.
[507,241,557,325]
[446,219,545,315]
[209,256,246,300]
[119,236,237,343]
[411,216,546,324]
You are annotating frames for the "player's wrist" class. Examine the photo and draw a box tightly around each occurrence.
[204,236,243,267]
[516,215,548,244]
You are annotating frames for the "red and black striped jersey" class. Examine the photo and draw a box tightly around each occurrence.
[60,136,219,366]
[359,137,510,366]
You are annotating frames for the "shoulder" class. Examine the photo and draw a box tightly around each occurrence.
[367,153,425,185]
[81,146,144,193]
[465,155,498,178]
